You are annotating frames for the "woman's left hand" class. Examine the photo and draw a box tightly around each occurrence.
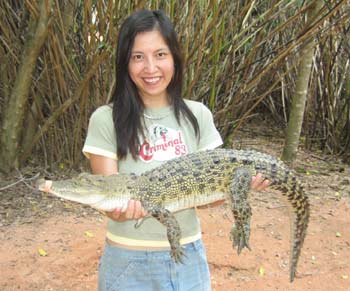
[251,172,270,191]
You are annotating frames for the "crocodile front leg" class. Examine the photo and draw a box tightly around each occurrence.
[150,206,184,263]
[230,167,253,254]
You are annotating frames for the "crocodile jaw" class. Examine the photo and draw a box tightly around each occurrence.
[38,179,111,207]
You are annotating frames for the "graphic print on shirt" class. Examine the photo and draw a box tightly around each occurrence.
[139,124,187,162]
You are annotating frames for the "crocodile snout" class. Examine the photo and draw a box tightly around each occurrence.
[36,179,52,192]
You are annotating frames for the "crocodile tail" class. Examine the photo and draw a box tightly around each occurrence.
[271,167,310,282]
[287,179,310,282]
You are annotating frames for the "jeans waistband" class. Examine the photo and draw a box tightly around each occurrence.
[104,239,204,260]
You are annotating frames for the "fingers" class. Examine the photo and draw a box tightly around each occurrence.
[125,200,143,219]
[106,208,122,220]
[251,173,270,191]
[107,200,147,221]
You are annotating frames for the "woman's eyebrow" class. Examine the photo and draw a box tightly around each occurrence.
[131,48,169,53]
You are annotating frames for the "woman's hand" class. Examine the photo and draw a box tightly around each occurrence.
[251,172,270,191]
[105,199,147,222]
[198,174,269,209]
[89,154,147,222]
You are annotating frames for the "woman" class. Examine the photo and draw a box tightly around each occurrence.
[83,9,269,291]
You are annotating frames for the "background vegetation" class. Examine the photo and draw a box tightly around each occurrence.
[0,0,349,174]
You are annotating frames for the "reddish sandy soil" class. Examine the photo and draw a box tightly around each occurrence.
[1,132,349,291]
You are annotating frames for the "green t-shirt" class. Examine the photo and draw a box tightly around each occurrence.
[83,99,223,247]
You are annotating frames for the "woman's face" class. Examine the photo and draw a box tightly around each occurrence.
[128,30,174,107]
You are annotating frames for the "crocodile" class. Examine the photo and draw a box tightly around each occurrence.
[37,148,310,282]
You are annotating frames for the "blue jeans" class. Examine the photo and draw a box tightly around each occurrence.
[98,239,211,291]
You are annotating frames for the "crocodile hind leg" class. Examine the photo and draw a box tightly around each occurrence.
[149,206,184,263]
[230,167,253,254]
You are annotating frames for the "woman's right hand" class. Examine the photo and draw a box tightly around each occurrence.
[105,199,147,221]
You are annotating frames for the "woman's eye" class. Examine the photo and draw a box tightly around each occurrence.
[132,54,143,60]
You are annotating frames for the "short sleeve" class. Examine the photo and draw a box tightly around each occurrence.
[197,104,223,150]
[184,100,223,151]
[82,105,117,160]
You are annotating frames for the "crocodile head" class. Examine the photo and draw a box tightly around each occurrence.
[36,173,137,211]
[36,177,109,206]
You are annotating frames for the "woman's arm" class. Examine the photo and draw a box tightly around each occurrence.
[89,153,146,221]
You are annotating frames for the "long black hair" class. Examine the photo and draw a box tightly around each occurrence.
[112,9,199,159]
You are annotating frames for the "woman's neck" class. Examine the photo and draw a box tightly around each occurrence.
[142,95,170,109]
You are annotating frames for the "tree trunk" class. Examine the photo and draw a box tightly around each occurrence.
[20,0,79,162]
[281,0,323,163]
[0,0,52,173]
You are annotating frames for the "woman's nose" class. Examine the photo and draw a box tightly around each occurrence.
[144,57,157,73]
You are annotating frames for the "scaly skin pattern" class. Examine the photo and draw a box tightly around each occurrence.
[38,148,310,282]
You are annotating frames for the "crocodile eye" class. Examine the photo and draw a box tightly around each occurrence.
[212,157,220,164]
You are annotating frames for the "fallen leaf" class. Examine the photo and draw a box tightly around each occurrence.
[64,203,72,209]
[38,248,48,256]
[335,232,342,237]
[84,231,94,238]
[341,275,348,280]
[295,167,307,174]
[309,169,320,175]
[258,266,265,276]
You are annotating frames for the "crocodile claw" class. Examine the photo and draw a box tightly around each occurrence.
[171,246,186,264]
[230,224,251,254]
[134,218,145,228]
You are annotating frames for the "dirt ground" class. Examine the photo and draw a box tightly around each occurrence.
[1,129,349,291]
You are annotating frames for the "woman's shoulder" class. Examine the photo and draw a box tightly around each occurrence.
[184,99,209,110]
[184,99,212,116]
[88,104,113,127]
[90,104,113,120]
[91,104,113,116]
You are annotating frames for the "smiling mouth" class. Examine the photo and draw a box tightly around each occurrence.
[143,77,161,84]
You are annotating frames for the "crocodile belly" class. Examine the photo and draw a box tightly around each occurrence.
[164,191,227,212]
